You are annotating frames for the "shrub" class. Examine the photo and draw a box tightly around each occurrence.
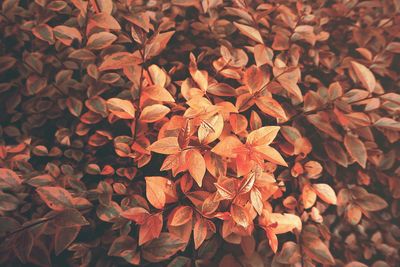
[0,0,399,266]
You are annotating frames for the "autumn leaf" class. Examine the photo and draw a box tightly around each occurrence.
[302,231,335,265]
[36,186,74,211]
[313,183,337,205]
[231,204,251,228]
[344,134,367,168]
[0,168,22,190]
[268,213,302,234]
[169,206,193,226]
[54,226,80,255]
[193,217,208,249]
[186,149,206,187]
[142,233,186,263]
[145,31,175,59]
[148,137,180,155]
[233,22,264,44]
[139,104,170,123]
[143,85,175,102]
[90,13,121,30]
[120,207,149,224]
[106,98,135,119]
[303,183,317,209]
[255,96,287,120]
[145,176,168,209]
[32,24,54,44]
[351,61,376,92]
[211,135,242,158]
[247,126,280,146]
[355,193,388,211]
[87,32,117,50]
[139,213,163,245]
[53,26,82,46]
[66,97,83,117]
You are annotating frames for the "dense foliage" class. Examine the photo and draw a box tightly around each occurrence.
[0,0,399,266]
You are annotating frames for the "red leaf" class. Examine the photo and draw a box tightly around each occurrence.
[0,168,22,190]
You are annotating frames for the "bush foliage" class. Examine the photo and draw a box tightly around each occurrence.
[0,0,399,266]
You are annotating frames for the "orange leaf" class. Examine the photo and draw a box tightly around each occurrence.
[193,217,208,249]
[106,98,135,119]
[186,149,206,187]
[120,207,149,224]
[170,206,193,226]
[246,126,280,146]
[145,176,168,209]
[255,96,287,120]
[90,13,121,30]
[148,137,180,155]
[250,188,263,215]
[313,183,337,205]
[139,213,163,245]
[139,104,170,123]
[346,203,362,225]
[268,213,302,234]
[303,183,317,209]
[53,25,82,46]
[90,0,113,14]
[143,85,175,102]
[266,228,278,253]
[254,145,287,166]
[145,31,175,59]
[231,204,251,228]
[211,135,242,158]
[87,32,117,50]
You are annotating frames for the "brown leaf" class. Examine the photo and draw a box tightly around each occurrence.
[233,22,264,44]
[32,24,54,44]
[351,61,376,92]
[90,13,121,30]
[344,134,367,168]
[142,233,186,263]
[0,168,22,190]
[36,186,73,211]
[87,32,117,50]
[53,26,82,46]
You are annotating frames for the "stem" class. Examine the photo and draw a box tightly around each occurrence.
[2,214,58,240]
